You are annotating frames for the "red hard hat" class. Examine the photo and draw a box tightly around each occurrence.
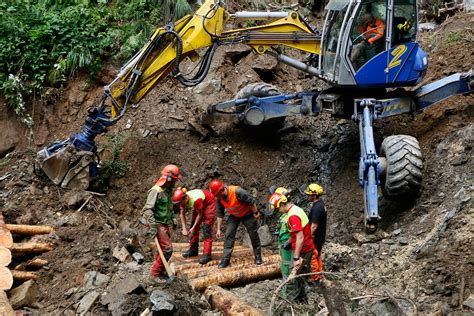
[209,180,224,196]
[161,164,182,180]
[172,187,187,204]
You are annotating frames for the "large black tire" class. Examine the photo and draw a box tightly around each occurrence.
[380,135,423,200]
[236,82,284,126]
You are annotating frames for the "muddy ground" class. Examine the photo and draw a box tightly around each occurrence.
[0,8,473,316]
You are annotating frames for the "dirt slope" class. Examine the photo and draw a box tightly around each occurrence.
[0,10,472,315]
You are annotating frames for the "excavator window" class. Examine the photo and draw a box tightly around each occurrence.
[349,0,387,71]
[392,0,417,46]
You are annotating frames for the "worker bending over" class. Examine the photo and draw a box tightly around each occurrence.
[173,187,216,264]
[210,180,263,268]
[142,164,182,279]
[305,183,327,283]
[270,192,314,302]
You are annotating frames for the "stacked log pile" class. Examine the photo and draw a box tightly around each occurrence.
[0,213,53,313]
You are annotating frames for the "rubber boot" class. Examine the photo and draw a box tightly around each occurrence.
[182,243,198,258]
[218,257,230,268]
[255,254,263,265]
[199,254,212,265]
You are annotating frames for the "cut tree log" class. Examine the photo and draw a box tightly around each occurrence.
[11,270,39,282]
[171,244,248,252]
[10,242,54,254]
[190,262,281,291]
[182,259,281,280]
[171,249,272,264]
[5,224,53,236]
[205,285,266,316]
[172,241,225,248]
[14,258,48,271]
[0,230,13,249]
[172,253,278,273]
[0,247,12,267]
[0,290,14,316]
[0,267,13,290]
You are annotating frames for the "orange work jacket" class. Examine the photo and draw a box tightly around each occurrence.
[220,186,252,218]
[360,18,385,45]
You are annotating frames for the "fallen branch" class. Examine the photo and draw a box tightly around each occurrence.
[76,196,92,212]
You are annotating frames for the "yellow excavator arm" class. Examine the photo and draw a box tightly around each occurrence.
[109,0,320,116]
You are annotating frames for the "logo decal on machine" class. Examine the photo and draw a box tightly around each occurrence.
[388,44,407,69]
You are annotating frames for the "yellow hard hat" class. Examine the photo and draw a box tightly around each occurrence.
[304,183,324,196]
[275,187,289,196]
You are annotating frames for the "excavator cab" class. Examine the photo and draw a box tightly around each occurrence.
[319,0,428,88]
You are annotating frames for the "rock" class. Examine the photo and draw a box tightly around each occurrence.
[257,225,273,247]
[8,280,38,309]
[125,119,132,129]
[113,246,132,263]
[250,54,278,73]
[382,239,395,245]
[83,271,110,289]
[454,187,471,204]
[353,233,370,244]
[62,190,90,209]
[34,124,50,146]
[418,22,437,32]
[194,79,222,95]
[101,276,147,307]
[463,294,474,310]
[150,289,175,313]
[392,228,402,236]
[76,290,100,315]
[132,252,144,264]
[398,237,409,245]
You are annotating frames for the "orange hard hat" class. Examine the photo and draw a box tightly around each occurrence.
[209,180,224,196]
[161,164,182,180]
[172,187,187,204]
[269,193,288,210]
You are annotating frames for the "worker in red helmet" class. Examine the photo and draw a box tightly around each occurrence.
[269,192,314,302]
[141,164,182,279]
[172,187,216,264]
[209,180,263,268]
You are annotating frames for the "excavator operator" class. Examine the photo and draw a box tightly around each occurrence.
[351,12,386,70]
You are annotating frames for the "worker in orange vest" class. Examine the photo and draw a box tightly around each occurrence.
[269,192,314,302]
[209,180,262,268]
[141,164,182,279]
[351,12,386,70]
[172,187,216,264]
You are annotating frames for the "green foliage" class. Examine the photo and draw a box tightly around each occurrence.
[0,0,194,125]
[94,134,129,188]
[446,31,463,44]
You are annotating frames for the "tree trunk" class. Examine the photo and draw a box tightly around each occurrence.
[10,242,54,254]
[0,267,13,290]
[172,241,224,248]
[171,248,254,263]
[0,290,14,316]
[190,263,281,291]
[5,224,53,235]
[180,255,281,279]
[172,243,248,252]
[0,247,11,267]
[11,270,39,282]
[204,285,266,316]
[14,258,49,271]
[172,253,277,273]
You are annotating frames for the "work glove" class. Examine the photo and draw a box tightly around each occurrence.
[149,223,158,236]
[282,240,292,250]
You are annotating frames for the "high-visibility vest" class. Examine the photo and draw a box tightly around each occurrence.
[220,186,251,218]
[151,184,173,225]
[186,189,206,210]
[287,204,309,232]
[360,18,385,45]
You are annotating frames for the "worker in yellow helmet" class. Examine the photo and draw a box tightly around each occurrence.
[304,183,327,283]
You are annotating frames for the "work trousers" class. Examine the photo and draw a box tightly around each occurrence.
[310,248,323,281]
[189,202,216,255]
[150,224,173,277]
[279,247,293,297]
[286,249,314,302]
[223,213,261,260]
